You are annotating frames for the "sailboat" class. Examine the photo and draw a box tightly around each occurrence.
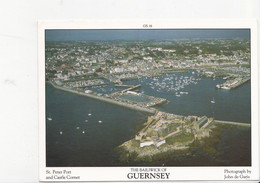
[211,97,215,104]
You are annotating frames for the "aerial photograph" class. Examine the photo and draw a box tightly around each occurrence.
[45,29,251,167]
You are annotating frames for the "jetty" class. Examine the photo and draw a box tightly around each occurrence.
[112,84,141,95]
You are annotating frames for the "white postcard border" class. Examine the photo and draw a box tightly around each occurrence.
[38,19,259,182]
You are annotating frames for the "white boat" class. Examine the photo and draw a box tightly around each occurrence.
[85,120,88,122]
[176,94,181,97]
[59,131,63,135]
[88,113,92,116]
[82,131,85,134]
[76,127,80,130]
[98,120,102,123]
[47,117,52,121]
[221,86,230,90]
[180,91,189,94]
[211,98,215,104]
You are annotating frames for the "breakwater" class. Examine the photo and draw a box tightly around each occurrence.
[233,77,250,89]
[214,120,250,127]
[48,82,156,114]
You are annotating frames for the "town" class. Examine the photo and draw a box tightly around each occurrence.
[46,39,250,91]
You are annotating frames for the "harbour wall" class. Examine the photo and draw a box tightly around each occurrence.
[48,82,156,114]
[214,120,250,127]
[232,77,250,89]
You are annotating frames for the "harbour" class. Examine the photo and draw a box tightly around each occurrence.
[46,71,251,166]
[49,69,251,124]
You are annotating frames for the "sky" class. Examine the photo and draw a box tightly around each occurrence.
[45,29,250,42]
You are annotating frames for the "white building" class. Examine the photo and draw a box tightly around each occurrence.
[156,140,166,147]
[140,141,153,147]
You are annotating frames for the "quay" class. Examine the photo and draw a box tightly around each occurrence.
[48,82,156,114]
[111,84,141,96]
[120,84,141,93]
[233,77,250,89]
[216,77,250,90]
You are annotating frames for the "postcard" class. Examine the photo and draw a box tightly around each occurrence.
[38,20,259,182]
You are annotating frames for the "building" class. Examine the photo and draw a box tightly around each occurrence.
[140,141,153,148]
[156,140,166,147]
[194,116,208,129]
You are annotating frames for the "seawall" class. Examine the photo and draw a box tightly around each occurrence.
[214,120,250,127]
[48,82,156,114]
